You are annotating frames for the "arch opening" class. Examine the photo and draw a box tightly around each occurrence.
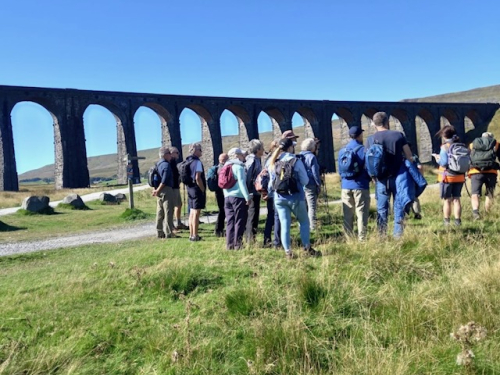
[220,109,241,151]
[83,104,123,184]
[133,106,163,180]
[11,101,57,187]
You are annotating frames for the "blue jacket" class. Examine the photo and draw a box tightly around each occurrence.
[340,139,370,190]
[299,151,321,189]
[223,160,250,201]
[395,160,428,214]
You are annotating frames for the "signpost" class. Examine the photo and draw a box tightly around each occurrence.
[125,154,146,209]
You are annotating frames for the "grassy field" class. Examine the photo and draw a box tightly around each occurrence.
[1,175,500,374]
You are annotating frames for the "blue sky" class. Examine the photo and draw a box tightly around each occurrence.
[1,0,499,173]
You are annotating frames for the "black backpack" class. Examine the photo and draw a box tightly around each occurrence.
[147,161,165,188]
[273,158,299,195]
[470,137,498,170]
[178,157,195,187]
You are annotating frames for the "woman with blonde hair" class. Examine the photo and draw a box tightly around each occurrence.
[268,138,321,259]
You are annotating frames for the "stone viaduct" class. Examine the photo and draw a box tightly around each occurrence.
[1,85,499,191]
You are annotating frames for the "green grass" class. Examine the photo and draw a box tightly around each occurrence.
[1,183,500,374]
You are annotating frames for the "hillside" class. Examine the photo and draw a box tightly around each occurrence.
[18,84,500,182]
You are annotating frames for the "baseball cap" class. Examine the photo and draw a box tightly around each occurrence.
[282,130,299,139]
[349,126,364,137]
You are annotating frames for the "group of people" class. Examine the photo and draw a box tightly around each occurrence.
[151,110,499,256]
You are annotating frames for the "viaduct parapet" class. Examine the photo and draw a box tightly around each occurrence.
[1,85,498,191]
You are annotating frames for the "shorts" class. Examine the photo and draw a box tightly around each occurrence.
[440,182,463,199]
[172,188,182,207]
[188,186,206,210]
[470,173,497,197]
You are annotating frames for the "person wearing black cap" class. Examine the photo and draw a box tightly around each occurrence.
[339,126,371,241]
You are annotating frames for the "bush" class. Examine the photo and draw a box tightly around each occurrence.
[120,208,151,220]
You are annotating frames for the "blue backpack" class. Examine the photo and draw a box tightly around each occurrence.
[338,145,363,179]
[365,143,387,178]
[206,165,220,192]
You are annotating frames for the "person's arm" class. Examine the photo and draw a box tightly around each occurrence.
[195,172,204,192]
[295,159,309,186]
[438,145,448,167]
[311,156,321,187]
[402,144,414,163]
[152,162,167,196]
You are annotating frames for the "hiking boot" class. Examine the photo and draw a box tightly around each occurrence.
[214,231,224,238]
[189,235,202,242]
[166,233,179,239]
[473,211,481,221]
[262,239,272,248]
[157,231,166,239]
[414,213,422,220]
[454,219,462,227]
[285,251,296,259]
[176,223,189,230]
[444,218,451,227]
[304,246,322,257]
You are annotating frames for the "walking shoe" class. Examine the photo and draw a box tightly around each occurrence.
[166,233,179,239]
[214,231,224,238]
[444,218,451,227]
[176,223,189,230]
[414,213,422,220]
[472,211,481,221]
[304,246,322,257]
[285,251,296,259]
[262,239,272,248]
[454,219,462,227]
[157,232,166,239]
[189,235,202,242]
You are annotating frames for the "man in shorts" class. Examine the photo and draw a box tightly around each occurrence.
[186,143,206,241]
[468,132,500,220]
[169,147,188,230]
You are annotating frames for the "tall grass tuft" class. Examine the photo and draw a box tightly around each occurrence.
[298,273,326,308]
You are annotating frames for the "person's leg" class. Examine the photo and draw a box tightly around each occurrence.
[224,197,235,249]
[245,195,256,243]
[156,196,166,237]
[376,180,389,235]
[389,177,404,238]
[215,190,225,235]
[484,174,496,212]
[291,199,310,247]
[165,187,175,236]
[233,197,249,249]
[412,198,422,219]
[304,188,317,231]
[452,183,463,224]
[263,197,274,245]
[341,189,355,238]
[470,174,482,219]
[354,189,370,241]
[192,209,201,237]
[275,199,292,253]
[251,195,261,238]
[273,199,282,247]
[443,199,452,220]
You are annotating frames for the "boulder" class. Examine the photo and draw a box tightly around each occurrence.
[99,193,117,203]
[114,193,127,202]
[62,194,86,209]
[22,196,50,213]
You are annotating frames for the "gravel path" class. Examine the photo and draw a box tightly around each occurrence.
[1,183,439,257]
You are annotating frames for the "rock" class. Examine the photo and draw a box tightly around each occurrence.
[22,196,50,213]
[62,194,86,208]
[114,193,127,202]
[99,193,117,203]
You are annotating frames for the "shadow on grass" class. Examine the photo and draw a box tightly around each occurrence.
[0,221,26,232]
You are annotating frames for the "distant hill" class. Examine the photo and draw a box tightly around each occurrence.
[18,85,500,182]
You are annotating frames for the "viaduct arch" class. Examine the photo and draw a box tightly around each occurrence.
[1,85,498,191]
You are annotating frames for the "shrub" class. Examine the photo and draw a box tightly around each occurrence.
[120,208,151,221]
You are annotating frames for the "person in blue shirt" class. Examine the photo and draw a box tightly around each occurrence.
[268,138,322,259]
[152,146,176,239]
[299,138,321,231]
[340,126,371,241]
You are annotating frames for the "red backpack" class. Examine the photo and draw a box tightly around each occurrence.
[218,164,237,189]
